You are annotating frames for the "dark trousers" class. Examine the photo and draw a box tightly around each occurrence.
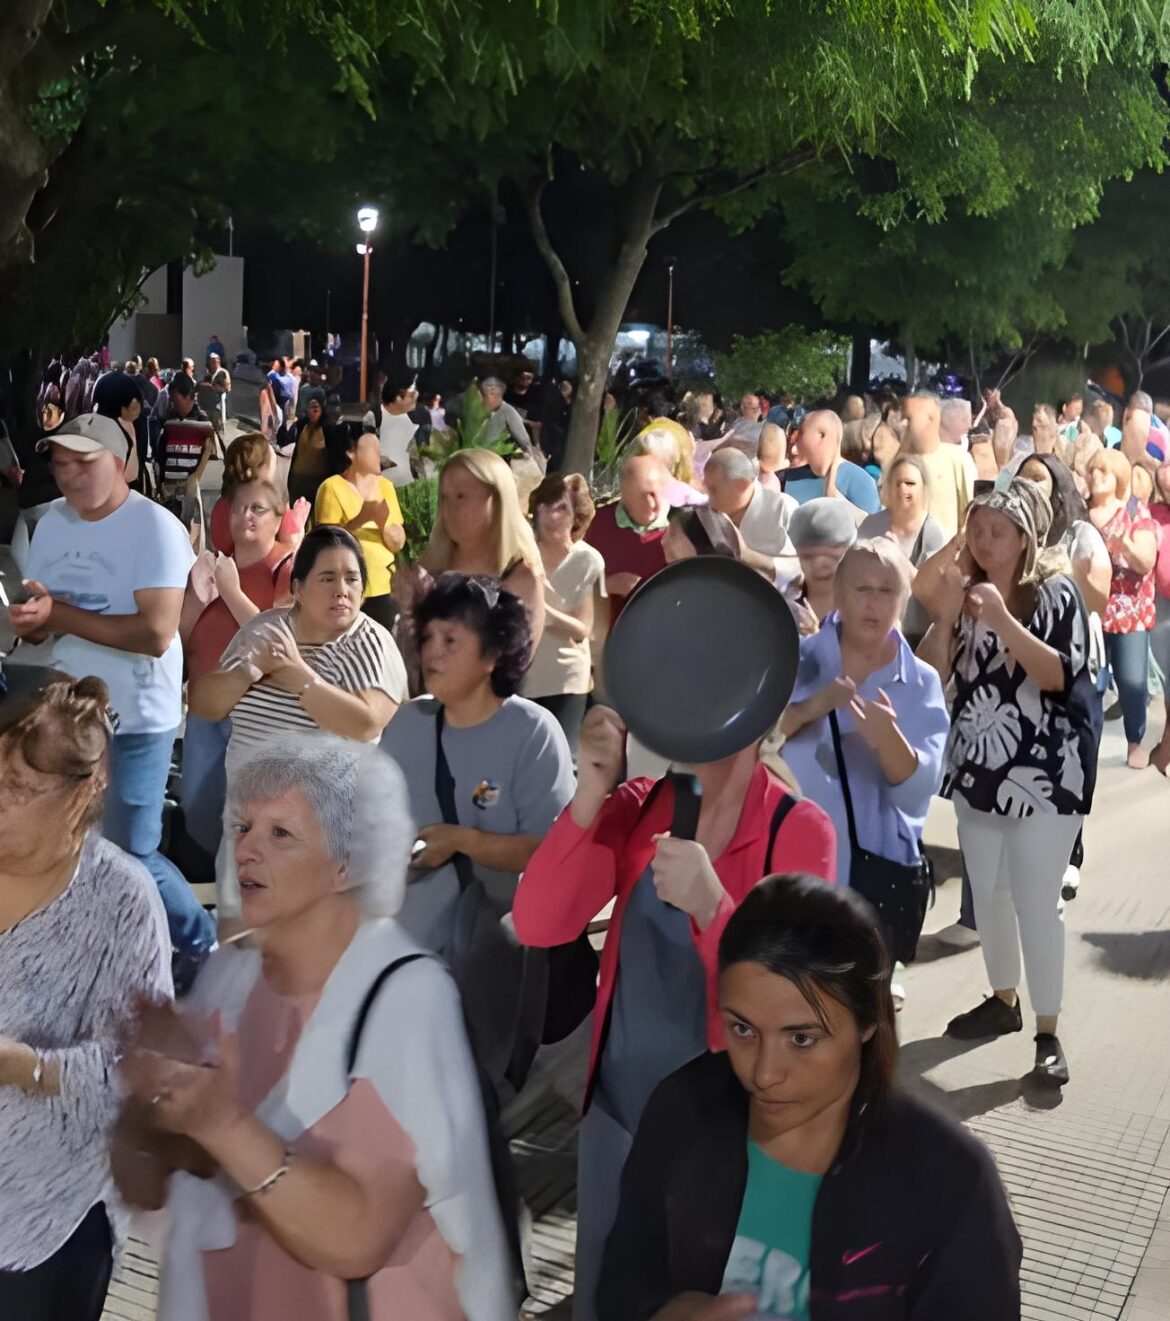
[362,593,399,632]
[0,1203,112,1321]
[533,692,589,760]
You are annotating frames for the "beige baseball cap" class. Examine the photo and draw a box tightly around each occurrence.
[36,412,133,461]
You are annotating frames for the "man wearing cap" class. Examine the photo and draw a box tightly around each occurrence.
[8,413,214,974]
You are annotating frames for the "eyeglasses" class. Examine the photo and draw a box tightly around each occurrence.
[233,503,274,518]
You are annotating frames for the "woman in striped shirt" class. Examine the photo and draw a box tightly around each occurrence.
[188,526,408,928]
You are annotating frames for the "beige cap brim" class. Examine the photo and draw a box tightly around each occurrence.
[35,434,105,456]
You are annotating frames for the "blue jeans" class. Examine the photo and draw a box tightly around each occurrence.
[104,729,215,956]
[180,715,232,858]
[1104,631,1150,745]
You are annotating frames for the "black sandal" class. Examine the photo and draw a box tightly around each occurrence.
[1033,1033,1069,1086]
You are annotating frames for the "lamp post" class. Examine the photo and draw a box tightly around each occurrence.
[664,255,677,382]
[357,205,379,405]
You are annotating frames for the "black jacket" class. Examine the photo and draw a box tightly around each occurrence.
[598,1052,1021,1321]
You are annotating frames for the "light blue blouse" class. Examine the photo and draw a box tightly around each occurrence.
[782,616,950,888]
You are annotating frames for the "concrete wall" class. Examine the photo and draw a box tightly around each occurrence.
[107,266,169,364]
[182,255,245,364]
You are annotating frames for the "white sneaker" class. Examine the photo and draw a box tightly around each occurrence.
[1061,866,1080,902]
[935,922,980,950]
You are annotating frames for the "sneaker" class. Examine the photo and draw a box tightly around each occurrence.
[1061,866,1080,902]
[1034,1033,1069,1086]
[935,922,980,950]
[946,995,1023,1040]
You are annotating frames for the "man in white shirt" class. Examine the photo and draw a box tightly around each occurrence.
[939,395,980,490]
[378,377,420,487]
[8,413,214,972]
[703,445,799,583]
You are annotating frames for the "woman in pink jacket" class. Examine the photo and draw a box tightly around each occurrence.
[513,706,836,1321]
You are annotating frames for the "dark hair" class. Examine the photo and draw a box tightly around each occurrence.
[1018,452,1086,545]
[381,377,414,406]
[93,372,142,418]
[169,372,195,400]
[290,525,368,591]
[667,505,741,560]
[529,472,596,540]
[718,873,898,1135]
[414,573,532,698]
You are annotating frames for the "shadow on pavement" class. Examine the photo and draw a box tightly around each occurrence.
[897,1034,986,1075]
[1081,929,1170,980]
[911,933,980,965]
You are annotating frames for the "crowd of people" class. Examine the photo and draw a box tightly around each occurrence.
[3,348,1167,1321]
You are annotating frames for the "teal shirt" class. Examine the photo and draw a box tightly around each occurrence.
[720,1141,822,1319]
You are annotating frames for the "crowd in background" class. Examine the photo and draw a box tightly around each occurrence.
[3,337,1167,1320]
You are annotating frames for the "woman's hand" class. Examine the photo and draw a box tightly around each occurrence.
[849,688,902,750]
[571,705,627,829]
[249,618,307,686]
[964,581,1010,631]
[190,552,219,606]
[650,835,724,929]
[289,498,311,532]
[789,595,820,636]
[651,1293,759,1321]
[412,823,466,870]
[213,552,241,598]
[122,1012,244,1146]
[816,675,857,718]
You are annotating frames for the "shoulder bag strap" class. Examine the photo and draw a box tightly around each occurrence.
[910,521,926,564]
[434,706,478,893]
[764,791,801,873]
[344,951,430,1321]
[827,710,862,855]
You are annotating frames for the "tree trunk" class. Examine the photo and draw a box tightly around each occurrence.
[904,344,918,390]
[849,331,871,392]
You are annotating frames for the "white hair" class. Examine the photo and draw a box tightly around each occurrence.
[705,446,757,483]
[940,397,972,424]
[227,732,415,918]
[632,427,681,467]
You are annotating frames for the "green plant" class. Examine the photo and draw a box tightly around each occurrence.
[418,385,520,467]
[396,475,439,566]
[714,328,849,402]
[589,406,639,505]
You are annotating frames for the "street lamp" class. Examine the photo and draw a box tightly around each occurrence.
[357,206,379,404]
[664,256,677,382]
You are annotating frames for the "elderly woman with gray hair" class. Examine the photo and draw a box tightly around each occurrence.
[115,734,516,1321]
[784,495,860,633]
[917,478,1096,1086]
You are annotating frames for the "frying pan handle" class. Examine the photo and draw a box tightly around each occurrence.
[668,772,703,842]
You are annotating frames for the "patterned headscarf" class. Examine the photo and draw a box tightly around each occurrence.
[970,477,1053,584]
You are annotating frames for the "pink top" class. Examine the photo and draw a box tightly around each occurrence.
[1151,504,1170,600]
[201,976,465,1321]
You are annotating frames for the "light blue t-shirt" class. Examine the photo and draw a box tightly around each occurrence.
[783,462,881,514]
[721,1141,822,1319]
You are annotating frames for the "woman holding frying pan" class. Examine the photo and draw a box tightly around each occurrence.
[513,558,835,1321]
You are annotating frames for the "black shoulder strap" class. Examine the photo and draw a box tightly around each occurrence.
[910,521,927,564]
[764,791,801,874]
[345,953,430,1075]
[827,710,861,853]
[433,706,477,893]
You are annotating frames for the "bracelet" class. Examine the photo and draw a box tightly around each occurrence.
[242,1151,293,1198]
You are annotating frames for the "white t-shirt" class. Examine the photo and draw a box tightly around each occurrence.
[522,541,606,697]
[378,409,417,487]
[26,491,194,734]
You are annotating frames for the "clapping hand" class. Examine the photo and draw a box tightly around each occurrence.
[213,552,241,597]
[189,553,219,606]
[817,675,857,718]
[849,687,902,750]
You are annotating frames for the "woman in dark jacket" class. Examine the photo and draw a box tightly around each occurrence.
[598,873,1021,1321]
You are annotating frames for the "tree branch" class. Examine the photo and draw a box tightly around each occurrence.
[649,146,817,234]
[520,169,585,348]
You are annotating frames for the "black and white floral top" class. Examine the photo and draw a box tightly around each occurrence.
[941,574,1097,817]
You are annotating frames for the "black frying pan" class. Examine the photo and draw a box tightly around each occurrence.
[604,556,800,843]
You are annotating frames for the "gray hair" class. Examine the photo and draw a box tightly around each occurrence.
[480,375,506,391]
[705,445,757,483]
[788,496,859,550]
[631,427,681,467]
[940,397,972,425]
[227,733,415,918]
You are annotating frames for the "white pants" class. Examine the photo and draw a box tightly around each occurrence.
[954,800,1083,1019]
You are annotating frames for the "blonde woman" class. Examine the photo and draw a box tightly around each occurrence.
[421,448,545,647]
[631,417,704,503]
